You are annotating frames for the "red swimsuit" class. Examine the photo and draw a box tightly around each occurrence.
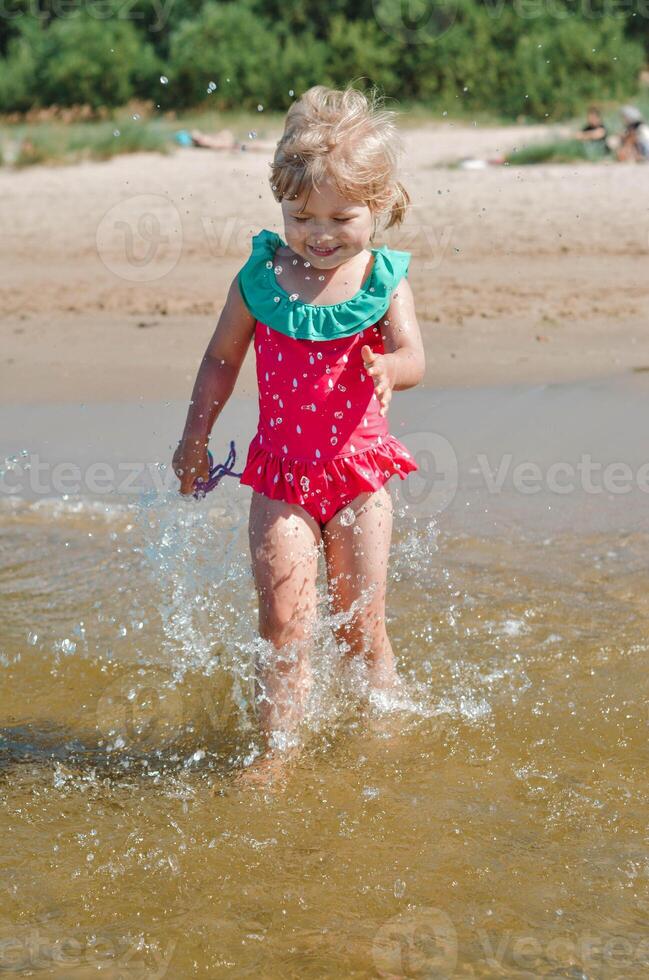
[237,230,418,526]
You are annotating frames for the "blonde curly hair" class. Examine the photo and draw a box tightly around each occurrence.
[269,83,410,235]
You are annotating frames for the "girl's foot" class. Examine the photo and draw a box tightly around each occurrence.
[232,745,301,790]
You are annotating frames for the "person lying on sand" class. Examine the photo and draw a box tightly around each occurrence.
[174,128,277,152]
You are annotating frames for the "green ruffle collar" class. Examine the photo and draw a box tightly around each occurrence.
[237,229,411,341]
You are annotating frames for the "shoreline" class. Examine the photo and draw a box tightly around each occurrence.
[3,371,649,527]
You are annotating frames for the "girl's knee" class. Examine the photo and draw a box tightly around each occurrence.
[259,599,316,649]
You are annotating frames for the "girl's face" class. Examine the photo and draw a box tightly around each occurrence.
[281,176,373,270]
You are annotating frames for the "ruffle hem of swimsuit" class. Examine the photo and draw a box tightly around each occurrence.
[242,434,418,524]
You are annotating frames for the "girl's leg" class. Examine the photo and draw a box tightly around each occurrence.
[322,485,400,690]
[248,491,322,751]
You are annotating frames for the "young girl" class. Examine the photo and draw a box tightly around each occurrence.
[173,84,425,777]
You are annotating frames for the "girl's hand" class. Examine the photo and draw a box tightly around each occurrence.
[361,345,396,417]
[173,437,210,495]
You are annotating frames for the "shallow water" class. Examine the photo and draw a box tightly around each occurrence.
[1,375,649,977]
[2,507,649,977]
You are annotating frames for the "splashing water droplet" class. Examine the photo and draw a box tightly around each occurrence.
[160,75,169,85]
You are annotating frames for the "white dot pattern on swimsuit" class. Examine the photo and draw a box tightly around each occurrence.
[252,320,385,462]
[239,319,418,523]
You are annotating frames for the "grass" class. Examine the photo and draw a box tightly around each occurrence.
[505,137,609,165]
[5,119,169,167]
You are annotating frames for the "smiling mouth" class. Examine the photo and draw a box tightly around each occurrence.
[308,244,340,256]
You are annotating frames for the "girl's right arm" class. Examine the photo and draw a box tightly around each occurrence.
[173,275,256,495]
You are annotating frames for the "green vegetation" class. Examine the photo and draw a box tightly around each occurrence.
[0,0,646,120]
[3,117,170,167]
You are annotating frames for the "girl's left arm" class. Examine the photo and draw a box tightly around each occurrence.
[380,278,426,390]
[361,278,426,416]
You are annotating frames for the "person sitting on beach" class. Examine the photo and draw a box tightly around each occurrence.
[612,106,649,162]
[575,106,608,147]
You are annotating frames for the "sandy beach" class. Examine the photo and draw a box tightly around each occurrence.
[2,120,648,405]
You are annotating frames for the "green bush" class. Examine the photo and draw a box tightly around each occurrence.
[0,0,646,120]
[405,1,643,119]
[509,17,644,119]
[39,11,160,109]
[324,16,399,94]
[167,2,283,109]
[0,20,45,113]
